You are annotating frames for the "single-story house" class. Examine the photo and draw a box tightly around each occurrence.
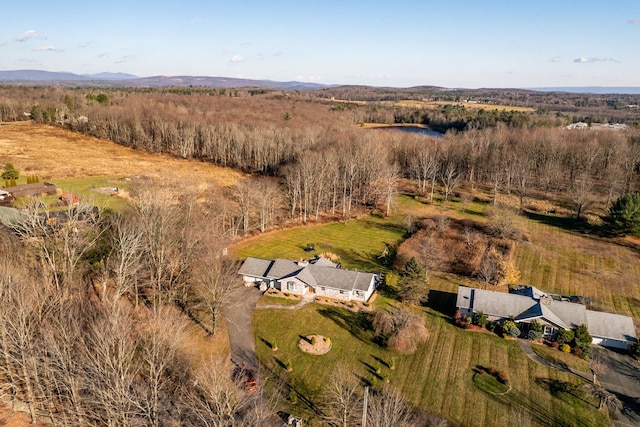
[0,190,14,207]
[456,285,637,350]
[238,256,380,302]
[6,182,58,198]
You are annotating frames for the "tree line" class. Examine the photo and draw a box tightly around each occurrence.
[2,87,640,236]
[0,183,282,426]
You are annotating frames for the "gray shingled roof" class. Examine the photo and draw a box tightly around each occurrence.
[587,310,637,342]
[471,289,538,319]
[265,259,304,279]
[238,256,377,293]
[456,285,637,343]
[237,257,273,277]
[456,286,473,310]
[547,299,587,329]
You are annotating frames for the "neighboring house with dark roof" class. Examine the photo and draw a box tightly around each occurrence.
[238,256,379,302]
[456,285,637,350]
[6,182,58,198]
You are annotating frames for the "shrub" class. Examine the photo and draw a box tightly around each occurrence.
[502,320,520,338]
[574,324,592,347]
[527,329,542,340]
[474,311,488,328]
[572,346,583,359]
[556,329,574,345]
[311,336,317,345]
[560,343,571,353]
[528,320,543,340]
[286,359,293,372]
[497,370,510,384]
[487,321,498,333]
[325,337,331,344]
[271,339,278,351]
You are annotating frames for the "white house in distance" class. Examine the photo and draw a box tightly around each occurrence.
[456,285,637,350]
[238,256,379,303]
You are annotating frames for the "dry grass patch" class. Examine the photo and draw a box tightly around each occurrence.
[0,122,244,187]
[516,219,640,320]
[394,100,535,112]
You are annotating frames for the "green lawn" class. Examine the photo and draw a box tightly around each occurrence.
[237,193,626,426]
[257,295,303,306]
[51,175,130,212]
[254,284,606,427]
[232,214,407,271]
[531,342,590,373]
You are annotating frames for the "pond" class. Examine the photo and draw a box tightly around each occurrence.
[374,125,443,138]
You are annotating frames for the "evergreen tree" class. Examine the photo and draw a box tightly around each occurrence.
[1,162,19,181]
[398,257,428,305]
[604,192,640,236]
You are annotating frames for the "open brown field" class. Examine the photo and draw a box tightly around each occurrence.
[392,99,535,112]
[0,122,244,188]
[328,98,533,112]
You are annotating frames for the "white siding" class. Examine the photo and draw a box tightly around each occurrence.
[276,278,308,296]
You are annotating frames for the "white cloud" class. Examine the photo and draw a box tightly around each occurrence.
[97,52,110,58]
[189,19,202,25]
[230,55,246,63]
[574,57,619,63]
[629,18,640,24]
[550,57,561,62]
[15,30,40,42]
[241,41,251,46]
[115,55,137,64]
[32,46,63,53]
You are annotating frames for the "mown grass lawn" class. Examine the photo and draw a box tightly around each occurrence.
[254,282,606,427]
[52,175,130,211]
[232,214,407,271]
[238,193,630,426]
[531,342,590,373]
[516,217,640,320]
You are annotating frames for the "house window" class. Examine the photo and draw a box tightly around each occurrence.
[339,290,345,295]
[320,287,326,291]
[355,291,362,297]
[287,281,295,291]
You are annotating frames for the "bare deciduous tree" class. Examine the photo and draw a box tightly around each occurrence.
[367,388,416,427]
[321,365,363,427]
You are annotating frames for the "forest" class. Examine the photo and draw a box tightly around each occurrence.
[1,85,640,425]
[2,85,639,235]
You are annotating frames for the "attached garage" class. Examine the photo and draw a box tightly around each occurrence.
[587,311,637,351]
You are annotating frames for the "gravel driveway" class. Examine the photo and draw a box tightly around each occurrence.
[223,284,262,371]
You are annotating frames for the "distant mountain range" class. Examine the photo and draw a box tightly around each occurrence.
[529,87,640,95]
[0,70,639,94]
[0,69,328,90]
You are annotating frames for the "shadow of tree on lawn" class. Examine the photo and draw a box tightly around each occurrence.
[317,306,373,344]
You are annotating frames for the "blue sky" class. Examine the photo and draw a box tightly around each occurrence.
[1,1,638,88]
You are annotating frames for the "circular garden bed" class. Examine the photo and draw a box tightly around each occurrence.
[298,334,332,355]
